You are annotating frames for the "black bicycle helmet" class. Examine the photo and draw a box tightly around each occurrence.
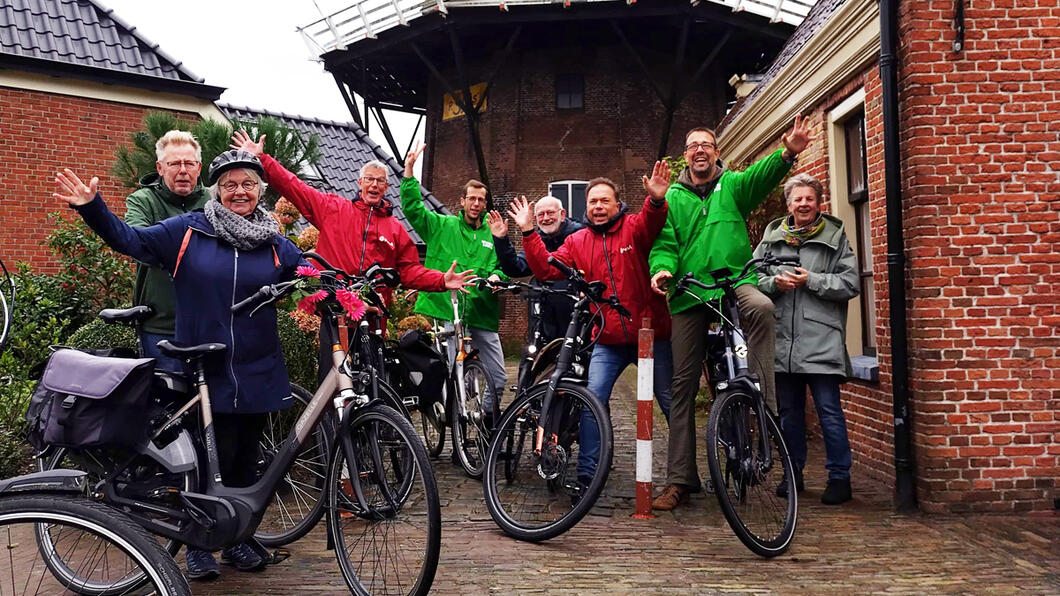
[208,150,265,185]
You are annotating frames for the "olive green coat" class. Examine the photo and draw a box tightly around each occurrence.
[754,213,859,377]
[124,174,210,334]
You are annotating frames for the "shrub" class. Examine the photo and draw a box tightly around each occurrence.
[65,317,137,352]
[46,214,135,327]
[278,310,318,392]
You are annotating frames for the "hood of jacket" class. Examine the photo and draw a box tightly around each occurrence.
[350,189,395,216]
[582,201,630,234]
[760,213,846,250]
[676,161,728,199]
[137,172,208,209]
[540,218,583,248]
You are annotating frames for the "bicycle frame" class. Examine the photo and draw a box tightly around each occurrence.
[108,299,395,551]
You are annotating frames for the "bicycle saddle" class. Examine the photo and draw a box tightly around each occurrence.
[98,305,154,326]
[156,340,227,359]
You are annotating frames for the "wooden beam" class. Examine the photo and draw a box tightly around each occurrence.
[446,24,493,209]
[333,73,363,128]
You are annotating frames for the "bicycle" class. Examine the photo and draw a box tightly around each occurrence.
[43,304,329,550]
[0,255,190,596]
[31,253,440,595]
[670,254,800,557]
[482,257,623,542]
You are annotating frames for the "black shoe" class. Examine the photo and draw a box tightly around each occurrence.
[185,548,220,581]
[570,475,594,507]
[776,467,805,498]
[220,542,267,571]
[821,478,852,505]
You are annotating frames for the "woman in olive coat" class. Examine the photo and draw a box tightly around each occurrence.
[754,173,859,505]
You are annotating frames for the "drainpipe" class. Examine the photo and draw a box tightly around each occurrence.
[879,0,917,512]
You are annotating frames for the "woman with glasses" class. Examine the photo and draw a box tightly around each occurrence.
[54,150,305,580]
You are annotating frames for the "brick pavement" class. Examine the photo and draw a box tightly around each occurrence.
[195,366,1059,595]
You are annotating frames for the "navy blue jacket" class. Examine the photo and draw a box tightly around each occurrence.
[494,218,583,342]
[75,195,303,414]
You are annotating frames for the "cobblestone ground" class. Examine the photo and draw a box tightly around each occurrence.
[196,366,1059,595]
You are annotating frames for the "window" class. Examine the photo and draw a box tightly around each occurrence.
[556,74,584,110]
[548,180,587,221]
[843,112,876,357]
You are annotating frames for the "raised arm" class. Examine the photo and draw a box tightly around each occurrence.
[511,198,569,281]
[489,202,532,278]
[628,160,671,248]
[399,143,442,239]
[231,130,336,226]
[731,115,812,217]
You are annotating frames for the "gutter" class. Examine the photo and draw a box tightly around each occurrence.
[879,0,917,512]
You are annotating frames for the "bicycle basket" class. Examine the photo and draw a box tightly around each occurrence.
[29,349,154,450]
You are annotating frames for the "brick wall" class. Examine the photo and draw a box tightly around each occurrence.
[0,87,203,274]
[738,0,1059,513]
[423,43,729,342]
[895,0,1059,513]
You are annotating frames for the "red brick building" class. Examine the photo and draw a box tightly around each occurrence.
[0,0,227,274]
[719,0,1058,513]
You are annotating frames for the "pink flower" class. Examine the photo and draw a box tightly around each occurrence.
[296,265,321,278]
[335,288,367,321]
[296,290,328,315]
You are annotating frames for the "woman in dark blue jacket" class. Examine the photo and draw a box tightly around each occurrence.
[55,150,304,579]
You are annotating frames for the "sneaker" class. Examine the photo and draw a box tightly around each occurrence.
[185,548,220,581]
[651,484,690,511]
[776,467,805,498]
[220,542,267,571]
[821,478,852,505]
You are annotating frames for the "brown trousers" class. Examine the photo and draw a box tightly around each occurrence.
[665,284,776,489]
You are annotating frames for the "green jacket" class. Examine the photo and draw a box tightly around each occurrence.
[754,214,859,377]
[399,178,505,331]
[649,148,792,313]
[124,174,210,334]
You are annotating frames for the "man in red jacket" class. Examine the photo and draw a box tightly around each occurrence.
[230,131,471,373]
[515,161,673,485]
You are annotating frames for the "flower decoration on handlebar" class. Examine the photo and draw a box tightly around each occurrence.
[293,263,369,321]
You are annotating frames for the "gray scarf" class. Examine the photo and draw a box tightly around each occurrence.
[204,200,278,251]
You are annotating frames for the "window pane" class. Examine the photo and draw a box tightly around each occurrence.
[570,183,587,221]
[549,183,570,209]
[857,202,872,272]
[844,114,867,199]
[861,275,877,353]
[556,74,584,110]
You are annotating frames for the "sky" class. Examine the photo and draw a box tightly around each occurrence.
[102,0,422,161]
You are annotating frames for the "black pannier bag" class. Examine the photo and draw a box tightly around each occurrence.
[395,330,446,410]
[27,349,154,450]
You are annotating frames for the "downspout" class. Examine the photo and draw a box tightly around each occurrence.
[879,0,917,511]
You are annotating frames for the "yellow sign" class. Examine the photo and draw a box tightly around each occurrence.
[443,83,488,121]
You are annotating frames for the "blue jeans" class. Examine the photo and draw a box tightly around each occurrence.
[776,373,851,480]
[578,341,672,478]
[140,331,183,374]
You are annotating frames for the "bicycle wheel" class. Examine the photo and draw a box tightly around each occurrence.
[327,403,440,596]
[255,382,331,546]
[419,399,445,459]
[0,494,190,596]
[450,359,493,478]
[705,389,797,557]
[39,440,196,586]
[483,381,612,542]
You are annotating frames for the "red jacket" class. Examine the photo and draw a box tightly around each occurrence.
[261,155,444,302]
[524,197,671,345]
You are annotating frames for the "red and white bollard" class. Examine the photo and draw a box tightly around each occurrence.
[633,317,655,519]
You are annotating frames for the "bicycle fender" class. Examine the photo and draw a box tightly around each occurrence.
[0,469,87,495]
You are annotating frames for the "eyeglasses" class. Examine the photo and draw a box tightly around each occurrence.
[536,209,560,218]
[360,176,389,186]
[685,141,717,152]
[165,160,200,170]
[220,180,259,193]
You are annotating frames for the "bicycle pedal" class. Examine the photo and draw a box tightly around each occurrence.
[433,401,446,422]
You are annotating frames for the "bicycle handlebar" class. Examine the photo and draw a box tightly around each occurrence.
[547,257,632,319]
[672,253,801,297]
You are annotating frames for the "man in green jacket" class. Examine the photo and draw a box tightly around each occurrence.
[647,116,811,510]
[400,144,507,421]
[125,130,209,374]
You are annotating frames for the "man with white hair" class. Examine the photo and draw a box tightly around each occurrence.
[230,131,472,377]
[125,130,210,372]
[487,194,583,342]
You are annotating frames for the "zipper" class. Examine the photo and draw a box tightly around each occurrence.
[229,248,241,410]
[358,206,373,272]
[601,232,629,341]
[787,245,799,372]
